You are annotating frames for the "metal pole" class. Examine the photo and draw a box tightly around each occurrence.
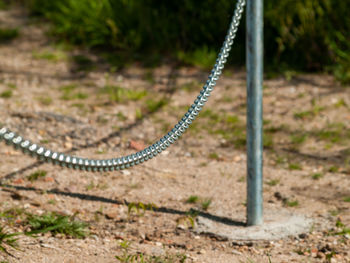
[246,0,263,226]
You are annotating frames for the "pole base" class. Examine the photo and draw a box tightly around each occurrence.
[194,208,312,243]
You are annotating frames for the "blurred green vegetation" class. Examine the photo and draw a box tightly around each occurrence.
[0,28,19,43]
[23,0,350,83]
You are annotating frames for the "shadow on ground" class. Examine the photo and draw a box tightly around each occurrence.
[0,183,246,227]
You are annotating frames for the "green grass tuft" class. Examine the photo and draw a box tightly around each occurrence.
[263,133,274,148]
[135,108,143,120]
[201,198,212,211]
[0,208,25,222]
[0,226,20,255]
[0,28,19,43]
[208,152,220,160]
[0,90,12,98]
[37,96,53,105]
[334,98,348,108]
[7,83,16,89]
[127,202,157,217]
[333,220,350,236]
[25,212,89,238]
[116,112,127,121]
[32,50,67,62]
[288,163,302,171]
[115,240,187,263]
[27,170,47,182]
[328,166,339,173]
[186,195,199,204]
[145,98,168,113]
[311,173,323,180]
[290,134,307,145]
[284,199,299,207]
[294,104,325,120]
[177,46,216,69]
[100,85,147,103]
[265,179,280,186]
[0,0,8,10]
[59,84,88,100]
[180,81,201,93]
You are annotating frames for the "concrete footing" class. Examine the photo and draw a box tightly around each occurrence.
[195,209,312,243]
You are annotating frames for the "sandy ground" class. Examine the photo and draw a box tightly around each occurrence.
[0,5,350,263]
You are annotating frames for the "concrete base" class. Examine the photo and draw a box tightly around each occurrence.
[195,209,312,242]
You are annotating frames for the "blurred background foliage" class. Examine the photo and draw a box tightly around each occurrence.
[21,0,350,83]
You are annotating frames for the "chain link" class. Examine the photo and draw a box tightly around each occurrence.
[0,0,245,172]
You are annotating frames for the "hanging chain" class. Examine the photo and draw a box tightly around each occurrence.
[0,0,245,172]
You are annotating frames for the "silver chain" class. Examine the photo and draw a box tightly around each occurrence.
[0,0,245,172]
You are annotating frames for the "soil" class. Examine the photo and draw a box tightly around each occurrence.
[1,5,350,263]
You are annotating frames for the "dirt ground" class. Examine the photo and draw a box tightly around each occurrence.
[1,6,350,263]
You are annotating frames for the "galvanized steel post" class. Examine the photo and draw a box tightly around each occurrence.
[246,0,263,226]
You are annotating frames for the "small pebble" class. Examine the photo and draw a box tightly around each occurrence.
[121,170,131,176]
